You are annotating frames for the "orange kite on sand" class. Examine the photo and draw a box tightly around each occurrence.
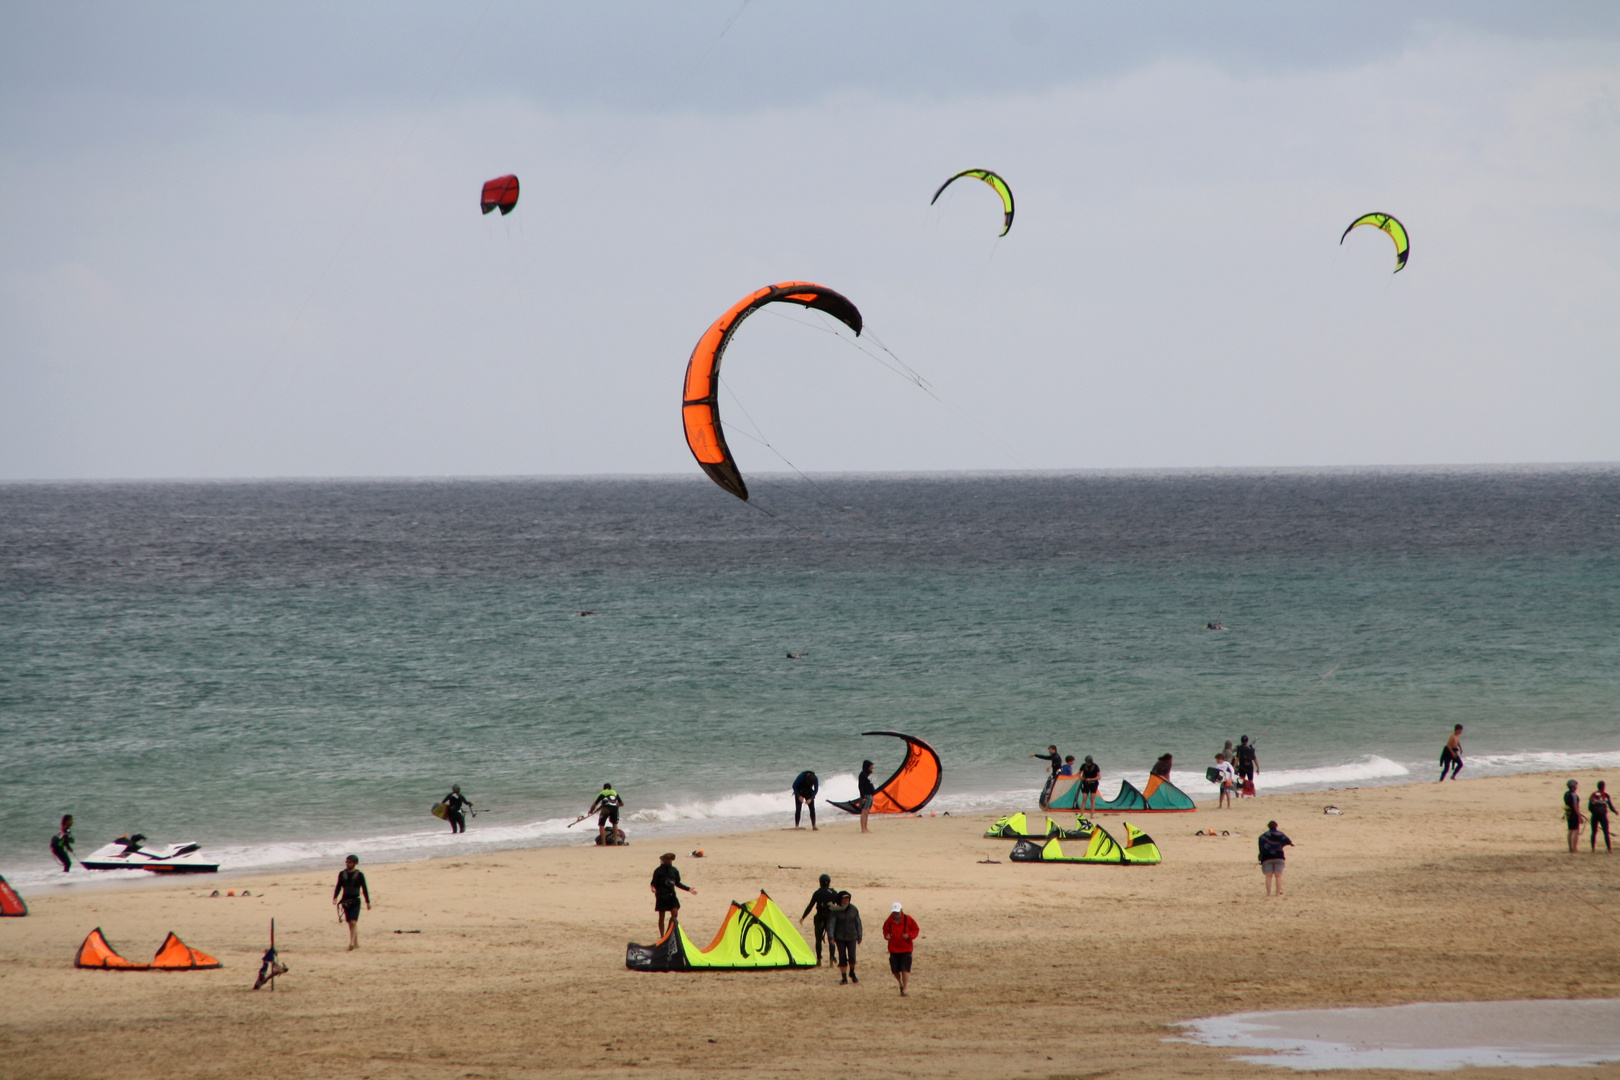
[74,928,220,971]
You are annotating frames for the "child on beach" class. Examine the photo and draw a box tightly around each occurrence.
[1590,782,1613,853]
[883,902,919,997]
[1214,754,1237,808]
[1258,821,1292,896]
[651,853,695,935]
[829,890,862,984]
[333,855,370,951]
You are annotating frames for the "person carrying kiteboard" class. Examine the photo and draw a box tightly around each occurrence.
[438,784,474,834]
[1030,745,1061,807]
[792,770,819,830]
[589,783,624,846]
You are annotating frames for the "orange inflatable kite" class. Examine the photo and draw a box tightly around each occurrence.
[828,731,943,815]
[682,282,863,501]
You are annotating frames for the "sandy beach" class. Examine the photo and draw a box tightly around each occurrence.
[4,770,1619,1080]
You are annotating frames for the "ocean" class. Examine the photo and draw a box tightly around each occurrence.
[2,468,1616,890]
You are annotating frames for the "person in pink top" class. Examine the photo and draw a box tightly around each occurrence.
[883,902,920,997]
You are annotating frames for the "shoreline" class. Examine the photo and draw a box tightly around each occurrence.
[11,751,1620,897]
[5,767,1620,1079]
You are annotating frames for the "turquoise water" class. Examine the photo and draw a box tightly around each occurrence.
[2,468,1616,887]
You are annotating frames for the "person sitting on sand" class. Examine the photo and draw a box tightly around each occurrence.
[1439,725,1464,781]
[829,890,862,985]
[1589,782,1613,853]
[1079,756,1101,814]
[792,770,819,831]
[590,784,624,846]
[651,852,695,936]
[1564,780,1585,853]
[799,873,840,966]
[1258,821,1292,896]
[333,855,371,951]
[1214,753,1237,809]
[50,814,74,873]
[883,902,919,997]
[1150,753,1174,780]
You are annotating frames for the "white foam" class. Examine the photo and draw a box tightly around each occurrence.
[1174,999,1620,1071]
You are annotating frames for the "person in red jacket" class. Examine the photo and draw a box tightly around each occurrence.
[882,902,920,996]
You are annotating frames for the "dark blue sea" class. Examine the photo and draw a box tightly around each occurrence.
[2,468,1616,888]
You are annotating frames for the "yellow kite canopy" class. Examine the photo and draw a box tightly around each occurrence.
[681,282,863,501]
[1340,212,1409,272]
[625,892,816,971]
[931,169,1014,236]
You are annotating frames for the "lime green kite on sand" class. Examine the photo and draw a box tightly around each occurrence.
[1341,212,1409,272]
[932,169,1014,236]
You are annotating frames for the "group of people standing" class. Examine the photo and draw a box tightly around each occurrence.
[1564,779,1613,853]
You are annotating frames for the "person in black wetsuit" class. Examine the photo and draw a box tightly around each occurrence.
[1565,780,1585,853]
[50,814,74,872]
[1079,756,1101,814]
[332,855,371,951]
[1030,745,1062,807]
[857,760,876,833]
[1439,725,1464,781]
[792,771,819,831]
[651,852,695,936]
[799,873,840,965]
[1150,753,1174,780]
[1589,781,1613,853]
[441,784,474,833]
[1234,736,1258,792]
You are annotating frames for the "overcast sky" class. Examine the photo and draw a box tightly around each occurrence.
[2,2,1617,481]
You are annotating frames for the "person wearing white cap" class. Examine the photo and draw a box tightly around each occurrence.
[882,901,919,996]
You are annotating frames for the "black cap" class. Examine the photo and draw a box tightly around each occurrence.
[819,873,831,885]
[862,759,873,768]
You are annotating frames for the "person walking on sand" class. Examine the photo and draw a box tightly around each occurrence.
[1258,820,1292,897]
[590,783,624,846]
[829,890,863,985]
[857,760,876,833]
[1030,745,1061,807]
[1589,782,1613,853]
[1079,756,1101,814]
[651,852,695,936]
[440,784,474,834]
[332,855,370,951]
[1439,725,1464,781]
[883,902,919,997]
[1214,753,1237,809]
[50,814,75,872]
[1564,780,1585,853]
[792,770,819,831]
[799,873,840,966]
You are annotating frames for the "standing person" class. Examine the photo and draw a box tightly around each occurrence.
[1589,782,1613,853]
[589,784,624,846]
[1258,821,1292,896]
[1150,753,1174,780]
[882,902,919,997]
[1234,736,1258,793]
[1058,755,1077,777]
[50,814,74,873]
[829,890,862,985]
[1564,780,1585,853]
[332,855,370,951]
[792,771,819,831]
[1030,745,1061,807]
[440,784,474,834]
[1214,753,1237,809]
[651,852,695,936]
[1079,756,1101,815]
[1438,724,1464,781]
[857,760,876,833]
[799,873,840,966]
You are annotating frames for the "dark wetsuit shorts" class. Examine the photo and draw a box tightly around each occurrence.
[341,899,362,923]
[835,940,857,965]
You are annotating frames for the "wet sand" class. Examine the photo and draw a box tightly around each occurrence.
[3,770,1619,1080]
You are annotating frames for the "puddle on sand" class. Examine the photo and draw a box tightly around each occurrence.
[1172,999,1620,1071]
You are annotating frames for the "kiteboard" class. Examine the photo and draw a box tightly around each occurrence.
[431,802,449,820]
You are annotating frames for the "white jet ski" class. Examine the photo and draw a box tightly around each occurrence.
[80,834,220,874]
